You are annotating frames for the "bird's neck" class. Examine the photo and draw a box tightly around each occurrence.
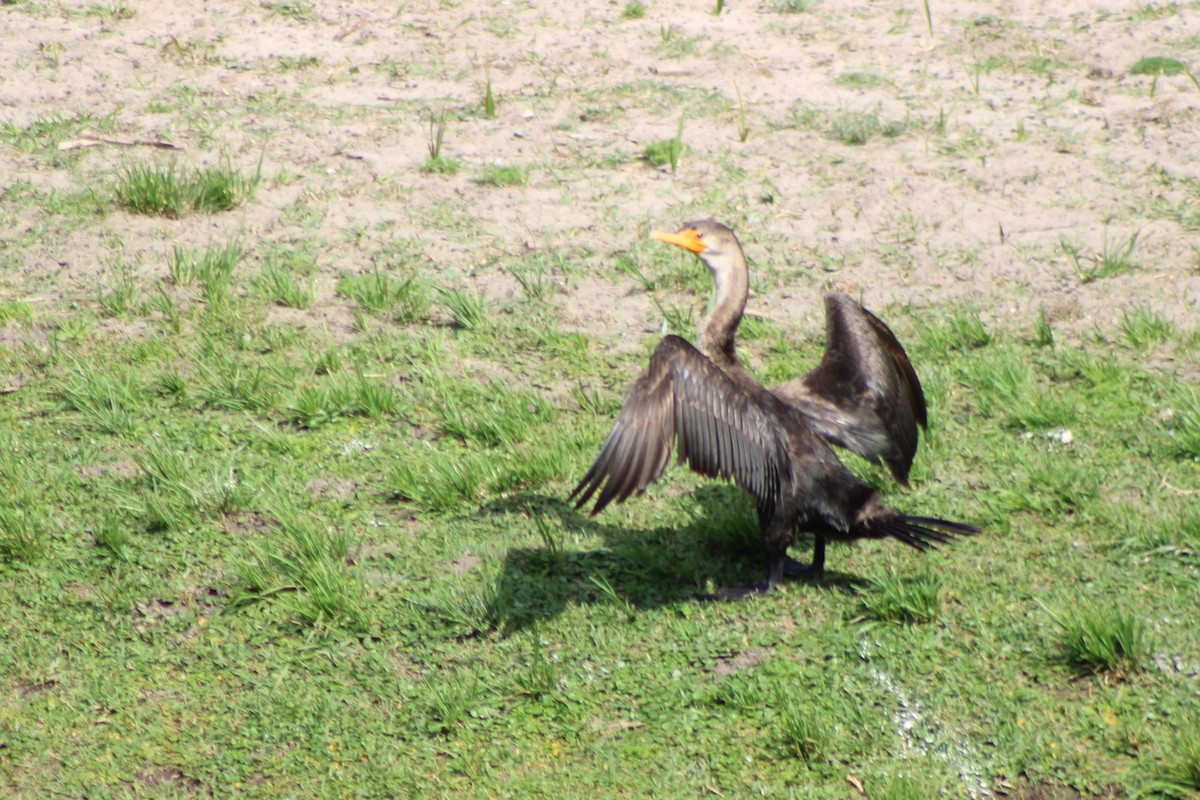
[699,252,749,370]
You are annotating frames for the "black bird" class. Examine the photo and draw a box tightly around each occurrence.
[571,219,977,597]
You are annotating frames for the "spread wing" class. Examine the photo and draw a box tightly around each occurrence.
[775,293,926,485]
[571,335,791,518]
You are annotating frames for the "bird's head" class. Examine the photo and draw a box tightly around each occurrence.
[651,219,743,279]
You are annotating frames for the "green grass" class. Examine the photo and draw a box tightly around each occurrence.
[2,291,1200,796]
[857,570,943,624]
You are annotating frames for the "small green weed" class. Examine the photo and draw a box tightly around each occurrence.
[872,772,939,800]
[622,1,647,19]
[917,307,991,353]
[1034,308,1055,347]
[734,84,750,142]
[1167,388,1200,459]
[1130,56,1186,76]
[115,160,188,217]
[1062,229,1140,283]
[836,71,889,89]
[58,361,143,435]
[238,511,365,629]
[771,0,820,11]
[656,25,700,58]
[98,260,139,317]
[475,164,526,187]
[483,63,496,119]
[424,670,482,734]
[92,514,132,561]
[509,254,558,301]
[644,115,686,171]
[422,109,459,174]
[1130,55,1200,96]
[265,0,314,20]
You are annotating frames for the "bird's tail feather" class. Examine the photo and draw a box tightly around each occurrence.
[882,515,979,552]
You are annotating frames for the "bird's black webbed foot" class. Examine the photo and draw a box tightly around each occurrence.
[781,534,826,581]
[782,555,824,581]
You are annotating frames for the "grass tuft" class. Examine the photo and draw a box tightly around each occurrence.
[256,261,317,309]
[0,507,47,563]
[1143,722,1200,799]
[337,268,430,321]
[438,285,488,329]
[829,110,910,145]
[389,448,492,513]
[422,109,459,174]
[778,692,830,763]
[1120,305,1174,349]
[237,511,366,629]
[115,157,259,217]
[1052,603,1151,678]
[1062,229,1140,283]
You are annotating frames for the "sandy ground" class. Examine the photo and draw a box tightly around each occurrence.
[1,0,1198,342]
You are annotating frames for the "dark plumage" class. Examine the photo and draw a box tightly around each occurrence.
[571,219,978,596]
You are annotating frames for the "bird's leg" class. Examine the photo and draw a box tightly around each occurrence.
[782,535,826,580]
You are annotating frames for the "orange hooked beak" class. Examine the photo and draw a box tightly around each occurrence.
[651,227,707,254]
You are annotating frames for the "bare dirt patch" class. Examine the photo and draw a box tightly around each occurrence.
[1,0,1197,343]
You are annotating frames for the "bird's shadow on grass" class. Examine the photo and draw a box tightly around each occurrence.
[479,484,863,634]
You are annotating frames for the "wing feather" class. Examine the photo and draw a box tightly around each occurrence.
[775,293,926,485]
[571,335,790,516]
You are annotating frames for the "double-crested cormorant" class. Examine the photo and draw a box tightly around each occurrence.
[571,219,977,596]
